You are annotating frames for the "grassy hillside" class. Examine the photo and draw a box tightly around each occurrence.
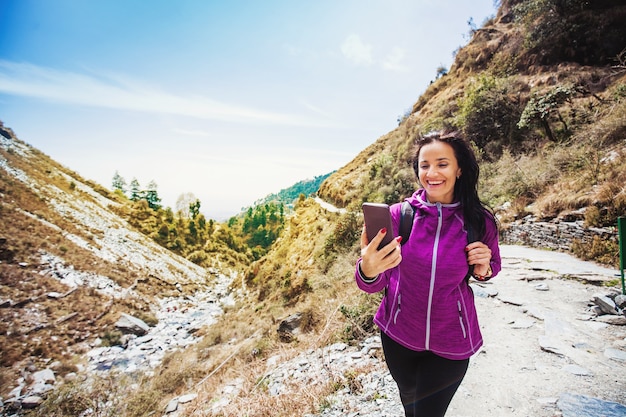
[319,0,626,260]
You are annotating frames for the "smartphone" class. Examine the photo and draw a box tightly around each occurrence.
[362,202,395,250]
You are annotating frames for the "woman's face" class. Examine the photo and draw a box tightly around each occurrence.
[417,141,461,204]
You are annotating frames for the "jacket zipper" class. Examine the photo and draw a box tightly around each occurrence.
[383,270,401,333]
[393,293,401,324]
[425,202,443,350]
[457,300,467,339]
[457,286,474,345]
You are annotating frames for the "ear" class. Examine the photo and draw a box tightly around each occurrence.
[456,168,462,179]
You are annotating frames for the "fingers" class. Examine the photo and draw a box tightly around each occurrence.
[360,227,402,277]
[465,242,491,267]
[361,225,389,252]
[360,225,368,249]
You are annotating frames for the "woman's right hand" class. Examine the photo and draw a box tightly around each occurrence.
[359,225,402,278]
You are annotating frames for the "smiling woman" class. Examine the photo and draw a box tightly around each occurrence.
[356,129,501,417]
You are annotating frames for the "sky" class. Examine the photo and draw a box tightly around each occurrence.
[0,0,497,220]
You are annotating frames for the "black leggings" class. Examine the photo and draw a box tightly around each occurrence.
[381,331,469,417]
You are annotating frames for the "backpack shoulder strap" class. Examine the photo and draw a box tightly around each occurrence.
[399,201,414,246]
[465,221,476,281]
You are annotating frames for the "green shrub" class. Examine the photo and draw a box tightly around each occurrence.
[323,211,360,254]
[101,330,123,347]
[457,75,524,157]
[571,236,619,268]
[339,293,381,342]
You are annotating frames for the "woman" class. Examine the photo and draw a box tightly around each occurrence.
[355,129,501,416]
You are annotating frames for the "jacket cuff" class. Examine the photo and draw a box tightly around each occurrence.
[357,260,379,283]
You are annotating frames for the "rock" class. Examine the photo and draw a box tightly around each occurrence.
[115,313,149,336]
[178,393,197,403]
[47,292,64,299]
[32,368,55,385]
[8,384,24,399]
[595,315,626,325]
[615,294,626,309]
[470,283,498,298]
[498,295,524,306]
[470,285,490,298]
[557,392,626,417]
[21,395,44,409]
[592,294,619,315]
[165,398,178,413]
[525,306,546,321]
[64,372,78,382]
[588,305,604,316]
[604,348,626,362]
[510,318,535,329]
[277,313,303,341]
[538,335,566,356]
[563,364,592,376]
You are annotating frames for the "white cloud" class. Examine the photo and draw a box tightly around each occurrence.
[340,34,373,66]
[0,60,328,127]
[382,47,410,72]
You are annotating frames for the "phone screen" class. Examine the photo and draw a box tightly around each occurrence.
[362,202,395,250]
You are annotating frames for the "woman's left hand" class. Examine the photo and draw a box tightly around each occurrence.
[465,241,492,277]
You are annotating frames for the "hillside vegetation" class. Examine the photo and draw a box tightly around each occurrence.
[1,1,625,416]
[319,0,626,261]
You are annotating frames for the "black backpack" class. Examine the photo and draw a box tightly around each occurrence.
[398,201,476,281]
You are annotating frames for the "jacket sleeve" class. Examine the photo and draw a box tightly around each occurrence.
[355,258,389,293]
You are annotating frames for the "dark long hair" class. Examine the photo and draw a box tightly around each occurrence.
[412,129,496,240]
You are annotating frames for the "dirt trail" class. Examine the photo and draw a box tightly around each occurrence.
[445,245,626,417]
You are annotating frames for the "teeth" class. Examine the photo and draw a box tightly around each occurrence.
[428,181,443,185]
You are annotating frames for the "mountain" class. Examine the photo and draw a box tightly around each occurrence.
[248,172,334,210]
[1,1,625,416]
[0,130,237,401]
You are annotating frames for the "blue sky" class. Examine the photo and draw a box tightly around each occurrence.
[0,0,496,220]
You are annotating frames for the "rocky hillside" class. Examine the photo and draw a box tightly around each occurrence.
[0,131,241,408]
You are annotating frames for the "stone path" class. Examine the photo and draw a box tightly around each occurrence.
[299,244,626,417]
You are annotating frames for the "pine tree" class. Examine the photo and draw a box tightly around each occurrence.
[112,171,127,194]
[129,178,141,202]
[144,180,162,210]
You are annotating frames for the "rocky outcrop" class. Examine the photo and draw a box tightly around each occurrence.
[500,216,617,253]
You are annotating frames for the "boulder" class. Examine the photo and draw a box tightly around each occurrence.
[115,313,149,336]
[592,294,619,315]
[277,313,303,342]
[21,396,44,409]
[557,393,626,417]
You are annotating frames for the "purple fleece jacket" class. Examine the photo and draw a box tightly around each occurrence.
[356,189,501,360]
